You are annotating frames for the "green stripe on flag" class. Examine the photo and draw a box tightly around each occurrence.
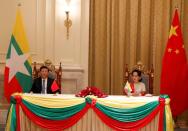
[6,36,23,59]
[16,73,32,92]
[24,61,32,75]
[10,104,16,131]
[164,109,167,131]
[16,58,32,92]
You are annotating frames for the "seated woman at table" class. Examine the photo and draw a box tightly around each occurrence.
[124,69,146,96]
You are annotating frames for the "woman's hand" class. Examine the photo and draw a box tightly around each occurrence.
[140,91,146,96]
[124,88,128,94]
[124,88,132,96]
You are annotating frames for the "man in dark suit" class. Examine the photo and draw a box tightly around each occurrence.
[30,66,60,94]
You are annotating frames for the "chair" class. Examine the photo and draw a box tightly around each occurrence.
[32,59,62,92]
[124,61,154,94]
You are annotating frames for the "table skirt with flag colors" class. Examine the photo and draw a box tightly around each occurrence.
[6,94,174,131]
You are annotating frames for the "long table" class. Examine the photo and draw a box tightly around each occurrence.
[6,94,174,131]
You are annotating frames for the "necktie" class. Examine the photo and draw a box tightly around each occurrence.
[42,79,45,94]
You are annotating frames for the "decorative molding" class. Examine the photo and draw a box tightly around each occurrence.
[61,59,74,64]
[44,0,55,61]
[62,71,84,94]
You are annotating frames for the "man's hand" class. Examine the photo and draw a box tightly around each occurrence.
[131,92,139,96]
[53,92,59,96]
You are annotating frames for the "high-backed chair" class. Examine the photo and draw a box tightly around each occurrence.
[124,61,154,94]
[32,59,62,93]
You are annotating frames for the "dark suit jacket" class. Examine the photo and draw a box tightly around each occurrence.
[30,77,60,94]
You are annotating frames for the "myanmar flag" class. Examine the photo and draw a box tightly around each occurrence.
[4,9,32,102]
[160,9,188,117]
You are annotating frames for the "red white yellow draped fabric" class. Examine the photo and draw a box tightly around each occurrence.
[6,94,173,131]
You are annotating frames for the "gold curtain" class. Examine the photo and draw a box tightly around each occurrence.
[89,0,188,95]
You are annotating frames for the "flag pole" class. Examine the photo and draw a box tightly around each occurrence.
[174,5,180,128]
[175,5,178,9]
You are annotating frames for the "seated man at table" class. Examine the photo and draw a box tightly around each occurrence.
[30,65,60,94]
[124,69,146,96]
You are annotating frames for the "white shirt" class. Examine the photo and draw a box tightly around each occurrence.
[42,78,47,94]
[134,82,146,94]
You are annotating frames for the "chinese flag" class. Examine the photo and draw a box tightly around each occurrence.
[160,9,188,117]
[51,80,59,92]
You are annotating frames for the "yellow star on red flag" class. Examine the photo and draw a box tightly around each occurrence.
[174,49,179,54]
[168,48,172,53]
[169,25,178,38]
